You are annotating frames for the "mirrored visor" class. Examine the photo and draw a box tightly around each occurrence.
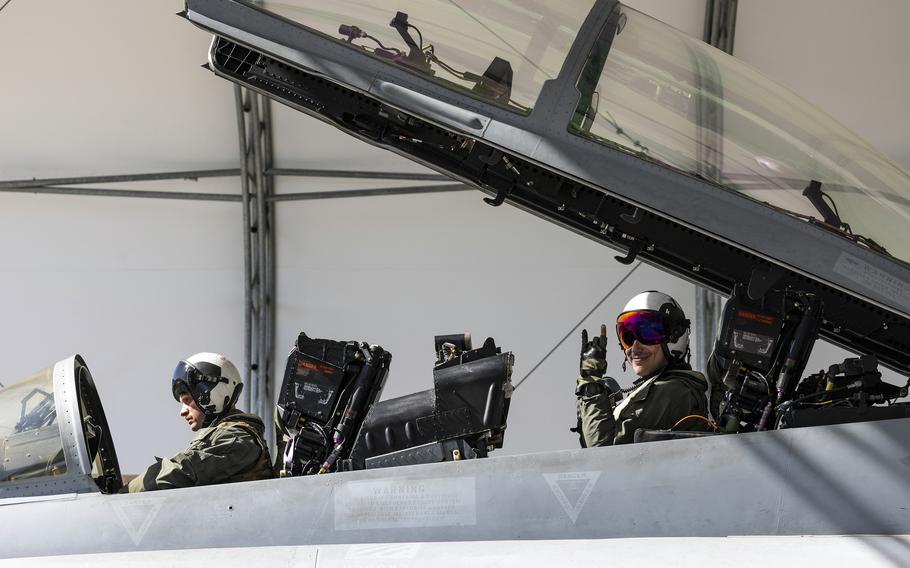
[616,310,669,350]
[172,361,200,401]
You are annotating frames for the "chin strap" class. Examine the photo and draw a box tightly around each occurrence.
[201,408,232,429]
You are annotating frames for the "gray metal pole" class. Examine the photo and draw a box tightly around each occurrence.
[703,0,738,55]
[0,184,470,202]
[261,95,277,452]
[267,183,469,202]
[234,84,254,413]
[245,88,261,418]
[695,0,738,371]
[265,168,450,182]
[251,93,269,425]
[0,169,455,197]
[0,169,240,190]
[695,290,724,372]
[0,186,241,201]
[250,0,273,445]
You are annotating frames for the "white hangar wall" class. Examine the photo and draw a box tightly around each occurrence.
[735,0,910,169]
[0,0,906,473]
[0,0,246,471]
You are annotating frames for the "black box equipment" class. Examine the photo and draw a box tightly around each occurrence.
[344,335,513,470]
[277,333,390,476]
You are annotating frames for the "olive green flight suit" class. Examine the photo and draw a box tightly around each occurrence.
[576,363,711,447]
[128,410,274,492]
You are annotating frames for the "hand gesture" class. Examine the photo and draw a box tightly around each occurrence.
[580,324,608,378]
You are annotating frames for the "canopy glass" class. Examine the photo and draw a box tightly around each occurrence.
[257,1,909,264]
[573,5,910,264]
[0,367,67,483]
[261,0,596,112]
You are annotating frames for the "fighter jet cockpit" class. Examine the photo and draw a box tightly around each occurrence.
[0,356,122,500]
[4,0,909,504]
[0,332,514,501]
[2,3,910,558]
[185,0,910,433]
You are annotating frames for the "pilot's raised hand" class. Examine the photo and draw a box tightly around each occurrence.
[574,324,611,448]
[579,324,608,378]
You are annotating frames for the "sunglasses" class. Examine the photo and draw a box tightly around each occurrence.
[615,310,671,351]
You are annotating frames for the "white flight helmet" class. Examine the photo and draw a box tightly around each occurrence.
[616,291,691,364]
[172,352,243,418]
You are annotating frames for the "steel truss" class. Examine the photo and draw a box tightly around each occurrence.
[0,100,464,456]
[234,85,275,447]
[693,0,738,372]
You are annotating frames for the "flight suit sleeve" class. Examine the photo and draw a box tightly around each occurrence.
[128,426,262,492]
[575,376,617,447]
[127,458,164,493]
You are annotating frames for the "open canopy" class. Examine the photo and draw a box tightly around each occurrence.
[262,0,910,264]
[184,0,910,373]
[0,356,121,499]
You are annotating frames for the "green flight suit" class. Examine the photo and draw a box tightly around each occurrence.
[128,410,274,492]
[576,363,711,447]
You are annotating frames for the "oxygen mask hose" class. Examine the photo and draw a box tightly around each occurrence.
[317,344,382,474]
[318,432,345,474]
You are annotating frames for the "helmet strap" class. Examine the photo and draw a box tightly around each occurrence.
[660,342,673,364]
[200,412,216,428]
[200,402,231,427]
[228,382,243,411]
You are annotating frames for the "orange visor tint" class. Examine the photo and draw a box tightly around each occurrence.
[615,310,669,350]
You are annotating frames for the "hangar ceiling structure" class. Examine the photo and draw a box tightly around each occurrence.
[0,85,468,448]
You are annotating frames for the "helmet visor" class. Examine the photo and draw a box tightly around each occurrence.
[172,361,202,401]
[616,310,669,351]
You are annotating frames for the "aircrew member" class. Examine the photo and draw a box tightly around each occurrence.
[574,291,714,446]
[128,352,273,492]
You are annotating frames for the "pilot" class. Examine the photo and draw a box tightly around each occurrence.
[128,352,274,492]
[574,291,713,446]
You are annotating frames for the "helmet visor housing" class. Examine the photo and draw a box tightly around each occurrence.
[616,310,671,351]
[172,360,201,400]
[172,360,222,409]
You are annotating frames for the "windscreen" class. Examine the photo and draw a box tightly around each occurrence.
[0,367,67,483]
[572,5,910,264]
[260,0,596,112]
